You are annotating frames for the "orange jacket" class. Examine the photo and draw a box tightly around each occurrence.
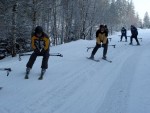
[31,33,50,51]
[96,33,107,44]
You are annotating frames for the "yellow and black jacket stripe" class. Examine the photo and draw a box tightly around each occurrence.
[96,29,108,44]
[31,33,50,51]
[96,33,107,44]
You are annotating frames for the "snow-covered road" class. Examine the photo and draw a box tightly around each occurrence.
[0,29,150,113]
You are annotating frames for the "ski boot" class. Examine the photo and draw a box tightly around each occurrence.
[102,55,107,60]
[89,54,94,60]
[38,69,46,80]
[25,67,31,79]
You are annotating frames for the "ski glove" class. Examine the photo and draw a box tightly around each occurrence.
[34,48,40,54]
[102,44,105,47]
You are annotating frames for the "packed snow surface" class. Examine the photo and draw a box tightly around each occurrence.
[0,29,150,113]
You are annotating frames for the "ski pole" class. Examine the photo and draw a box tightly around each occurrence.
[19,53,31,61]
[109,44,116,48]
[87,44,116,52]
[0,68,12,76]
[87,47,94,52]
[49,53,63,57]
[108,38,112,42]
[138,38,142,42]
[19,53,63,61]
[19,53,63,57]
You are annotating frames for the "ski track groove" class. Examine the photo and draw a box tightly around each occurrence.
[15,55,116,113]
[0,45,137,113]
[0,57,99,113]
[96,43,144,113]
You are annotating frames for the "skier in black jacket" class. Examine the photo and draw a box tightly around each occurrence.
[120,27,127,42]
[129,25,140,45]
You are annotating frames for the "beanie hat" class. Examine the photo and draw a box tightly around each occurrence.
[35,26,43,34]
[100,24,104,28]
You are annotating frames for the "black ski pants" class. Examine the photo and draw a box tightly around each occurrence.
[121,34,127,41]
[26,51,49,69]
[92,39,108,57]
[130,35,140,44]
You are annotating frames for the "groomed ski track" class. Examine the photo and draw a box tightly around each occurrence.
[0,29,150,113]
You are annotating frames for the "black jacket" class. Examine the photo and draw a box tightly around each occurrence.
[121,28,126,35]
[96,29,107,37]
[131,27,138,36]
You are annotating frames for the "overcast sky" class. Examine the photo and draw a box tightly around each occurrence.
[132,0,150,19]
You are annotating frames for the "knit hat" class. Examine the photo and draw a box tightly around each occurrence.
[35,26,43,34]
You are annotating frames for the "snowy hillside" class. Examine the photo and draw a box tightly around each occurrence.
[0,29,150,113]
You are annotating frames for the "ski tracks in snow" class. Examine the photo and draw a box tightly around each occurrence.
[96,43,145,113]
[8,59,102,113]
[1,35,150,113]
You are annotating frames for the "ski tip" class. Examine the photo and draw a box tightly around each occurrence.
[86,57,100,62]
[86,57,92,59]
[107,60,112,63]
[102,58,112,63]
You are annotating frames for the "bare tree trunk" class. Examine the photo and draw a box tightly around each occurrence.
[61,11,64,44]
[32,0,36,32]
[46,7,51,34]
[53,0,57,45]
[79,0,89,40]
[88,0,97,40]
[11,2,18,57]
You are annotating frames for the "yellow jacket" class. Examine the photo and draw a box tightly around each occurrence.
[31,33,50,51]
[96,33,107,44]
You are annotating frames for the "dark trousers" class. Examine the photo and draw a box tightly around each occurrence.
[26,52,49,69]
[121,35,127,41]
[130,35,140,44]
[92,40,108,57]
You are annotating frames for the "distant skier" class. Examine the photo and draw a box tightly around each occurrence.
[120,27,127,42]
[89,24,109,59]
[25,26,50,79]
[129,25,140,45]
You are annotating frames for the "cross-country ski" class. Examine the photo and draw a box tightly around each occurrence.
[86,57,100,62]
[101,57,112,63]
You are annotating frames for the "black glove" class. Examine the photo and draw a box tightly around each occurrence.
[102,44,105,47]
[34,48,40,54]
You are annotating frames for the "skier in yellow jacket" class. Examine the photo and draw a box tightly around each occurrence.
[89,24,108,59]
[25,26,50,79]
